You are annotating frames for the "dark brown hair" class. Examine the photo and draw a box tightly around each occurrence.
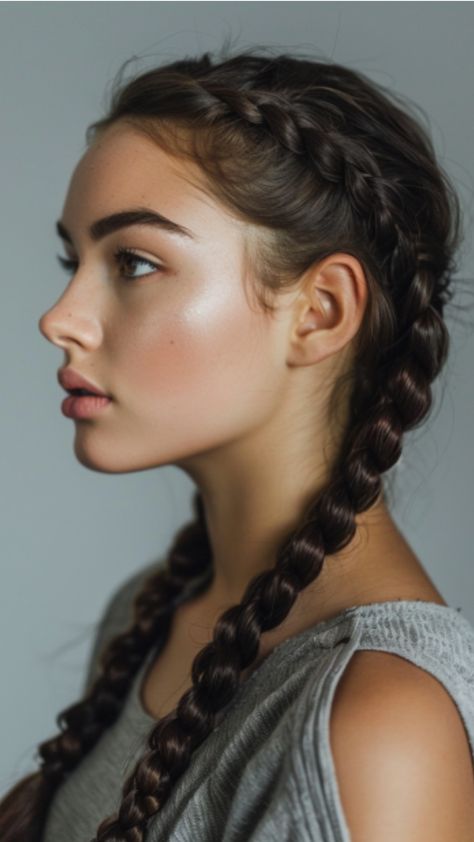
[1,43,467,841]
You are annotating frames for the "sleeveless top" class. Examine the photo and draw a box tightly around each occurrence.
[42,559,474,842]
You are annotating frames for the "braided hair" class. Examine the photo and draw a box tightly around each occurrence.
[1,44,464,842]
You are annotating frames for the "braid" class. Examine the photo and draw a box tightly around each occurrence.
[93,323,444,842]
[39,490,212,785]
[2,47,463,842]
[192,83,314,158]
[0,491,211,841]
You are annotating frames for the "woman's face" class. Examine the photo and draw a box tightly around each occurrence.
[39,122,290,475]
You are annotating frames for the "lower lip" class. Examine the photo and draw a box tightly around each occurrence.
[61,395,112,419]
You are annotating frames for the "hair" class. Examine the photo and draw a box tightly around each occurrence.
[1,42,469,842]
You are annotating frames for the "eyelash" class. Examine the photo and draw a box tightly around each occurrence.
[55,246,163,281]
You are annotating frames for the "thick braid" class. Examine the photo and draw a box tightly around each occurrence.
[90,83,456,842]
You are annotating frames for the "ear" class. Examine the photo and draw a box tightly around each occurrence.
[286,253,368,367]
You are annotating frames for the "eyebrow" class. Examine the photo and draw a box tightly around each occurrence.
[55,207,196,244]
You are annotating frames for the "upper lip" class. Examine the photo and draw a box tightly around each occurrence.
[57,368,110,397]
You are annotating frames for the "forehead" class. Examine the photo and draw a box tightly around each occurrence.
[61,122,243,241]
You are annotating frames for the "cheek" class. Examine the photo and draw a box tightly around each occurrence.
[114,289,279,440]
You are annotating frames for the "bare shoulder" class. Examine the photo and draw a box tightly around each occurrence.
[329,650,474,842]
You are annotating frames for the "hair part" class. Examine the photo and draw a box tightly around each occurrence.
[2,43,467,842]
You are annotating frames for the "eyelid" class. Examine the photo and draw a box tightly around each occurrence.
[55,245,166,280]
[114,246,165,273]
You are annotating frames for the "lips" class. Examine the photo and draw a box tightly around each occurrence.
[57,368,110,397]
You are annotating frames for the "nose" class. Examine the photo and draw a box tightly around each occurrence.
[38,300,67,347]
[38,286,102,352]
[38,305,67,349]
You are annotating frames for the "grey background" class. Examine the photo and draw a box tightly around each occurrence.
[1,1,473,796]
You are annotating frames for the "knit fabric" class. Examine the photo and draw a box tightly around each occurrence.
[42,560,474,842]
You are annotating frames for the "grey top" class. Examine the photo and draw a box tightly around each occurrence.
[42,559,474,842]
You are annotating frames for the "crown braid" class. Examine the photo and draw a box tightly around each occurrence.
[1,47,462,842]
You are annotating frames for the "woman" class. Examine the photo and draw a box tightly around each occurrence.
[2,45,474,842]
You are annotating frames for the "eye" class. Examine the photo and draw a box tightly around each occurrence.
[55,246,164,281]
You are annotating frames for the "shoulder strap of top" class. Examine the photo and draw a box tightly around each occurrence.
[298,602,474,842]
[349,601,474,755]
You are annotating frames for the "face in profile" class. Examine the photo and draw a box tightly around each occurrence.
[38,122,293,477]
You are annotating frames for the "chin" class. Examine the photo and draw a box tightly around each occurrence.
[73,448,124,474]
[71,434,177,475]
[72,437,137,474]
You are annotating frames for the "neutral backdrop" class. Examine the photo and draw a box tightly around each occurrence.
[1,1,473,796]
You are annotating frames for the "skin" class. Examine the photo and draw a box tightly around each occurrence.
[38,121,445,671]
